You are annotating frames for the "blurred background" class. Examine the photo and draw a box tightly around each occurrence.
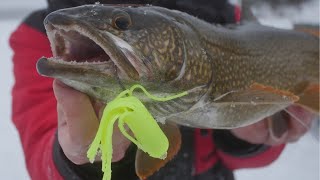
[0,0,319,179]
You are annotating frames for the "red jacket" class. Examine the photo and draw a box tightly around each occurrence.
[10,3,285,180]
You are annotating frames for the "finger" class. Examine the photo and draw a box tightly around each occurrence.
[286,105,314,142]
[112,122,132,162]
[265,118,288,146]
[265,111,289,145]
[231,119,269,144]
[268,111,289,139]
[53,79,99,146]
[91,100,106,120]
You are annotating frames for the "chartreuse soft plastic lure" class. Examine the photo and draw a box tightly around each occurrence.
[87,84,188,180]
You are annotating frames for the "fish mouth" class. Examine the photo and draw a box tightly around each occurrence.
[36,11,146,87]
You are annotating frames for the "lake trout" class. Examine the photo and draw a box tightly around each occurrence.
[36,4,319,179]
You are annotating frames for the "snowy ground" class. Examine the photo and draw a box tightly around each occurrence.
[0,1,319,180]
[0,19,30,180]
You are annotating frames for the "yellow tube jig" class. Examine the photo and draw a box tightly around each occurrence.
[87,84,188,180]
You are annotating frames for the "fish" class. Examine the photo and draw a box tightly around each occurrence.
[36,4,319,179]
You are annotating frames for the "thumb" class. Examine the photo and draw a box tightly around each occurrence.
[53,79,99,146]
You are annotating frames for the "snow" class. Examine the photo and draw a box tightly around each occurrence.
[0,1,319,180]
[0,1,44,179]
[235,134,319,180]
[0,19,30,180]
[253,0,320,29]
[0,1,46,20]
[2,0,46,9]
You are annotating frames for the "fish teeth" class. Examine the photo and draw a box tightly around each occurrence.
[48,58,108,65]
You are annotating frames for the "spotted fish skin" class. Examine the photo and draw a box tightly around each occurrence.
[37,5,319,128]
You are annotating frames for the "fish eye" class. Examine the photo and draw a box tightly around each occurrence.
[112,12,132,30]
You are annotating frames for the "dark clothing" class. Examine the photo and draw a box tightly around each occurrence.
[46,0,236,24]
[10,0,285,180]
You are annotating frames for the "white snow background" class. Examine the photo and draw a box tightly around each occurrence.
[0,0,319,180]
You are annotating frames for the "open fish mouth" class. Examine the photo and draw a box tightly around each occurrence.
[36,11,146,84]
[48,28,111,65]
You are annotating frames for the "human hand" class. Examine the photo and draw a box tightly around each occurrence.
[53,79,131,165]
[231,105,315,146]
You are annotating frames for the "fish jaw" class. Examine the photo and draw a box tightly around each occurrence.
[36,4,203,101]
[36,7,158,101]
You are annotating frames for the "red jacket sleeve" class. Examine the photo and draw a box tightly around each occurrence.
[194,129,285,174]
[212,130,285,170]
[217,144,285,170]
[10,23,63,180]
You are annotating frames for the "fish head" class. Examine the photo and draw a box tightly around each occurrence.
[37,4,196,102]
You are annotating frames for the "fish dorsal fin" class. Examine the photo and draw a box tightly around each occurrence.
[135,123,181,180]
[296,84,320,113]
[166,83,299,129]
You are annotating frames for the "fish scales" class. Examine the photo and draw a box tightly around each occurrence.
[36,5,319,128]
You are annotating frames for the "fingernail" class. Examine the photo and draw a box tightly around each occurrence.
[269,126,288,144]
[269,112,289,138]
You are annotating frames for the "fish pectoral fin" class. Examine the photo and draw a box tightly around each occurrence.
[165,84,300,129]
[214,83,299,105]
[188,83,298,128]
[296,84,320,113]
[135,123,181,180]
